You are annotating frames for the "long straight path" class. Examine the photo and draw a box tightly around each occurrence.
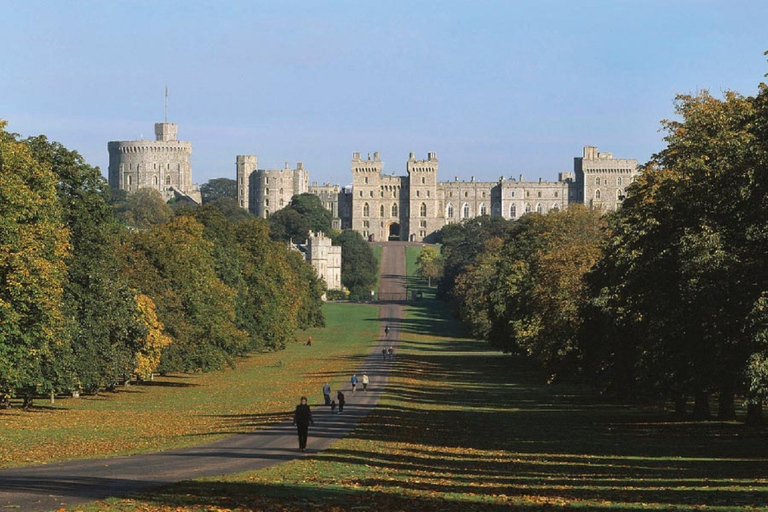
[0,243,409,512]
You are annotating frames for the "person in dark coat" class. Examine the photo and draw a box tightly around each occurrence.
[292,396,314,451]
[337,390,345,413]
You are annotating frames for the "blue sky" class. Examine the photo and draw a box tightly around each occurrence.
[2,1,767,187]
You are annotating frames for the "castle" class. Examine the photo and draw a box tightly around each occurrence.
[108,122,202,203]
[237,146,639,242]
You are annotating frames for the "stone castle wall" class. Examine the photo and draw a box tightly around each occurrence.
[236,146,639,242]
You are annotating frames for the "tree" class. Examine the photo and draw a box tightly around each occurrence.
[332,230,378,300]
[290,193,333,234]
[134,293,173,381]
[118,215,248,372]
[0,122,71,407]
[416,245,443,287]
[269,207,311,243]
[200,178,237,203]
[117,188,172,229]
[25,135,147,394]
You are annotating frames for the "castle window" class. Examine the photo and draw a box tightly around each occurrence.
[280,199,284,207]
[359,191,363,197]
[554,191,558,198]
[595,190,602,200]
[511,191,515,198]
[265,209,270,217]
[427,190,430,197]
[365,177,369,184]
[266,188,270,195]
[526,191,530,197]
[510,204,517,218]
[480,203,487,216]
[552,203,560,211]
[595,177,600,186]
[416,191,420,197]
[617,176,623,186]
[537,191,542,198]
[525,203,531,214]
[153,175,158,185]
[166,175,171,185]
[363,221,369,228]
[265,199,269,206]
[464,191,468,197]
[482,191,486,197]
[380,204,385,217]
[392,203,398,217]
[604,179,608,185]
[370,191,373,198]
[127,175,132,186]
[420,220,427,228]
[536,203,543,214]
[447,204,454,218]
[617,189,624,200]
[363,203,370,217]
[421,177,426,184]
[280,188,283,195]
[462,203,470,218]
[380,190,384,197]
[266,177,269,184]
[420,203,427,217]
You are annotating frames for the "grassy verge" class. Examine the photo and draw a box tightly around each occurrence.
[0,303,379,468]
[76,297,768,512]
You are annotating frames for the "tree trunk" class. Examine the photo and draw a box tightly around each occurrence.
[673,393,687,418]
[22,395,34,410]
[746,402,764,426]
[717,386,736,420]
[692,391,711,420]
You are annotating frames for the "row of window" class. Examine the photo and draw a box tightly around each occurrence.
[121,163,182,171]
[123,174,173,186]
[594,176,625,186]
[594,189,624,200]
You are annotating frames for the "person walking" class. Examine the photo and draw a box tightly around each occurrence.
[337,390,345,413]
[382,348,387,361]
[322,383,331,405]
[292,396,314,452]
[306,336,312,346]
[350,374,358,394]
[362,373,369,392]
[384,325,390,337]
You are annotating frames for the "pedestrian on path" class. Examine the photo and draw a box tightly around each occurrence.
[388,346,394,360]
[351,374,358,393]
[292,396,314,452]
[362,373,369,391]
[322,383,331,405]
[384,325,390,337]
[382,348,387,360]
[337,390,345,413]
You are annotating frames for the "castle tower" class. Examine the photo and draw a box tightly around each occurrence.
[350,152,384,240]
[108,122,200,203]
[574,146,638,212]
[405,152,439,242]
[236,155,258,212]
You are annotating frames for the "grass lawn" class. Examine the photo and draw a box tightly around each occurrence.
[0,303,379,468]
[74,295,768,512]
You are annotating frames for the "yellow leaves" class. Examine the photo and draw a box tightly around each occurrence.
[134,293,173,380]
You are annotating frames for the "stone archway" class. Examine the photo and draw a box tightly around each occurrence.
[387,222,401,241]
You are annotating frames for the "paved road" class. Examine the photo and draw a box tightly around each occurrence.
[0,243,409,512]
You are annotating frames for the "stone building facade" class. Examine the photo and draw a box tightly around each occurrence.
[108,122,201,203]
[305,231,342,291]
[237,146,638,242]
[236,156,308,218]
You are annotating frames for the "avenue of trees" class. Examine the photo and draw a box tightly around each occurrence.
[440,77,768,423]
[0,124,325,406]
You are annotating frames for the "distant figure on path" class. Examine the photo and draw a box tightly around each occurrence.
[337,390,345,413]
[330,400,337,414]
[382,348,387,360]
[351,374,358,393]
[388,346,394,361]
[306,336,312,346]
[322,383,331,405]
[292,396,314,452]
[384,325,390,337]
[362,373,369,391]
